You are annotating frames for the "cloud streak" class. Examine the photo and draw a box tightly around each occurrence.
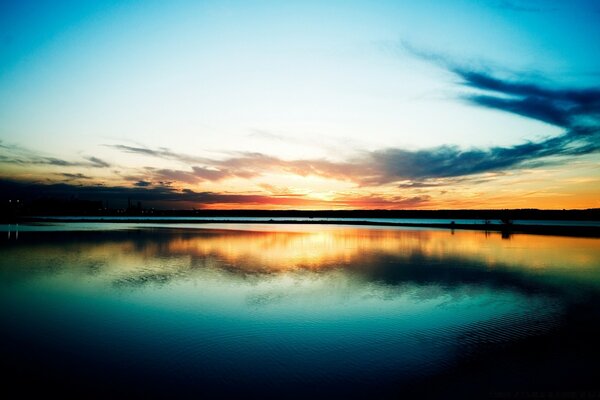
[456,69,600,129]
[0,142,111,169]
[106,144,207,164]
[59,173,93,181]
[85,156,111,168]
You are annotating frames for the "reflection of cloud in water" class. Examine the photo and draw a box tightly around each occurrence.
[1,226,599,298]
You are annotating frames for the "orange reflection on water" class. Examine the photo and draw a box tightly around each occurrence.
[166,228,421,271]
[3,225,599,288]
[163,226,600,273]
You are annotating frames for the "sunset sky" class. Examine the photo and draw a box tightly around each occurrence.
[1,0,599,209]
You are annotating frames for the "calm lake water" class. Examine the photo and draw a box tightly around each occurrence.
[1,223,600,398]
[30,215,600,227]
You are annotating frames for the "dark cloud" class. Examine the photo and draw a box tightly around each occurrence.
[0,154,83,167]
[397,181,449,189]
[456,69,600,129]
[468,94,570,127]
[108,144,159,157]
[134,180,151,187]
[400,41,600,129]
[42,157,79,166]
[366,128,598,184]
[0,178,272,208]
[85,156,110,168]
[59,173,93,180]
[0,178,429,209]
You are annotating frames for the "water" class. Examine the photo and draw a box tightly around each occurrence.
[27,215,600,227]
[1,223,599,398]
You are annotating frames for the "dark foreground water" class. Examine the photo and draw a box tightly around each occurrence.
[1,223,600,398]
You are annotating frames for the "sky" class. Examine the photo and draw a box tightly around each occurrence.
[1,0,599,209]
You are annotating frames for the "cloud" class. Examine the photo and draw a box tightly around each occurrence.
[397,181,450,189]
[330,193,431,208]
[148,168,200,184]
[105,144,207,164]
[59,173,93,181]
[191,166,232,181]
[366,130,598,184]
[0,178,430,209]
[0,177,274,208]
[139,166,233,185]
[85,156,110,168]
[401,40,600,130]
[42,157,79,166]
[0,154,83,167]
[0,142,111,168]
[455,69,600,129]
[115,125,598,188]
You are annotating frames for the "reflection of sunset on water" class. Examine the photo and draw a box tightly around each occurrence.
[3,225,598,290]
[163,226,600,273]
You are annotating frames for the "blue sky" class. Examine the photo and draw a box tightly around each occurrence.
[1,0,599,209]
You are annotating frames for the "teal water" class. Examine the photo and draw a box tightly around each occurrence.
[1,223,599,397]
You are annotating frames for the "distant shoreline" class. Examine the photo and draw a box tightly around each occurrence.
[6,217,600,238]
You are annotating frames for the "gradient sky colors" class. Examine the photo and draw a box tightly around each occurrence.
[1,0,599,209]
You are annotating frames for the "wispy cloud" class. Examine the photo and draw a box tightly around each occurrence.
[455,68,600,129]
[0,142,111,168]
[399,41,600,131]
[330,193,431,209]
[85,156,110,168]
[58,173,93,181]
[105,144,208,164]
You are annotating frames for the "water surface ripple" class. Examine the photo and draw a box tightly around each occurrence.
[1,223,599,398]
